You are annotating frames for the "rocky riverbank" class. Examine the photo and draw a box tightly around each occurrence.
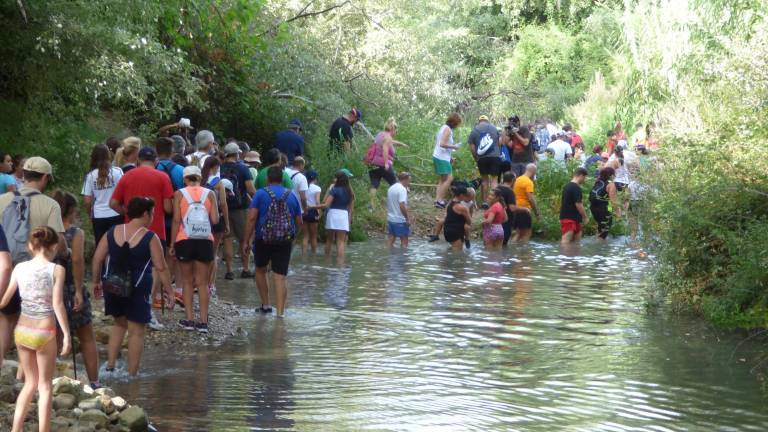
[0,288,251,431]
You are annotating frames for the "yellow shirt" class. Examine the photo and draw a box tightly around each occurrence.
[513,175,534,209]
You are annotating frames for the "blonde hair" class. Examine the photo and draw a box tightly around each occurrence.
[384,117,397,133]
[114,136,141,166]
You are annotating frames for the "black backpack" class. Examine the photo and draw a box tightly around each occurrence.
[220,163,245,210]
[101,227,150,298]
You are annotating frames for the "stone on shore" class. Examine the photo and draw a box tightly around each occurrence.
[77,396,102,411]
[118,406,148,431]
[80,409,109,428]
[52,393,77,410]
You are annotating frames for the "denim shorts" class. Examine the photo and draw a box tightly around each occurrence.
[387,222,410,237]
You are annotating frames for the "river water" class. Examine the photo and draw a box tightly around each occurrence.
[111,239,768,431]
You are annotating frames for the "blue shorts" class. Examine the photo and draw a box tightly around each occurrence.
[104,281,152,324]
[387,222,410,237]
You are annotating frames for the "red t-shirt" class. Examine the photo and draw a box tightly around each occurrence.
[485,202,506,225]
[111,166,173,240]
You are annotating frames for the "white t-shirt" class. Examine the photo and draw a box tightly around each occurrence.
[306,183,322,207]
[546,139,573,161]
[609,154,633,184]
[186,151,211,168]
[386,182,408,223]
[285,168,309,210]
[432,125,455,161]
[81,167,123,218]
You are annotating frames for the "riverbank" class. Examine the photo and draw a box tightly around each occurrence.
[0,289,252,431]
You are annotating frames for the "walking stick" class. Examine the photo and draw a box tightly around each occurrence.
[70,331,77,380]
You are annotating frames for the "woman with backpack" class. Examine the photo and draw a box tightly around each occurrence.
[590,167,621,240]
[202,157,230,293]
[170,166,219,333]
[91,197,172,376]
[82,144,124,245]
[314,170,355,260]
[366,117,408,208]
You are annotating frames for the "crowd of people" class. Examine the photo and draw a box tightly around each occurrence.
[0,109,656,430]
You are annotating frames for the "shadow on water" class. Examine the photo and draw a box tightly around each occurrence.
[112,238,768,431]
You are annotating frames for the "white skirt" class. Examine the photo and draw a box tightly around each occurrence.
[325,208,350,232]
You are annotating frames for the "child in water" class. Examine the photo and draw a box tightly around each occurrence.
[1,227,70,432]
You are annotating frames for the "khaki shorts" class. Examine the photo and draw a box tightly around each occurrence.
[227,209,247,242]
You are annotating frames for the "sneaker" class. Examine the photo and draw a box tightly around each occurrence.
[152,297,163,309]
[224,272,235,280]
[178,319,195,331]
[240,270,254,278]
[434,200,447,209]
[258,304,273,314]
[427,235,440,243]
[90,381,104,390]
[149,315,164,331]
[195,322,209,334]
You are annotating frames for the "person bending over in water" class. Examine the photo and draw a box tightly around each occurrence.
[1,227,70,432]
[429,186,475,248]
[442,184,473,251]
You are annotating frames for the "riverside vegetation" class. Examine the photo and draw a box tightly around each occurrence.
[0,0,765,338]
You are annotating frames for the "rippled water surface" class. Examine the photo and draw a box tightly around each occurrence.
[112,240,768,431]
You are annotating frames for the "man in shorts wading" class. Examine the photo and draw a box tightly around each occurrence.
[386,172,412,248]
[512,163,540,242]
[242,166,302,317]
[560,167,589,244]
[468,115,500,208]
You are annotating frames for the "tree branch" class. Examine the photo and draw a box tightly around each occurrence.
[285,0,351,24]
[17,0,28,23]
[258,0,351,37]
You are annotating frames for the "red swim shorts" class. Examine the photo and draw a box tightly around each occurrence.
[560,219,582,235]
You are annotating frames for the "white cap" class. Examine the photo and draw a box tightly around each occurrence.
[183,165,202,178]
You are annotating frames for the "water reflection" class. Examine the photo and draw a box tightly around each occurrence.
[111,239,768,431]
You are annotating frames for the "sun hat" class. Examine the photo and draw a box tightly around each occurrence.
[478,115,489,122]
[223,142,241,156]
[183,165,202,178]
[337,168,354,178]
[244,151,261,164]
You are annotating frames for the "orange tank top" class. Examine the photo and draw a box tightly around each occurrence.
[177,186,214,241]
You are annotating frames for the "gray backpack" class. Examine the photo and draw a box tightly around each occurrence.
[2,191,39,264]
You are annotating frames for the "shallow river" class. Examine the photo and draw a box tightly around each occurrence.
[112,239,768,431]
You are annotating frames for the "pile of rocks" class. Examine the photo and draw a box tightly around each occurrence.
[0,373,150,432]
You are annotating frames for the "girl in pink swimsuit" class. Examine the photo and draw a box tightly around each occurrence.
[0,226,70,432]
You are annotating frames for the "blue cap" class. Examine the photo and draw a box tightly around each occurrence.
[288,119,302,129]
[306,169,318,182]
[352,108,363,122]
[138,146,157,161]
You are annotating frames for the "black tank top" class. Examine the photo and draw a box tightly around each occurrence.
[445,201,465,228]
